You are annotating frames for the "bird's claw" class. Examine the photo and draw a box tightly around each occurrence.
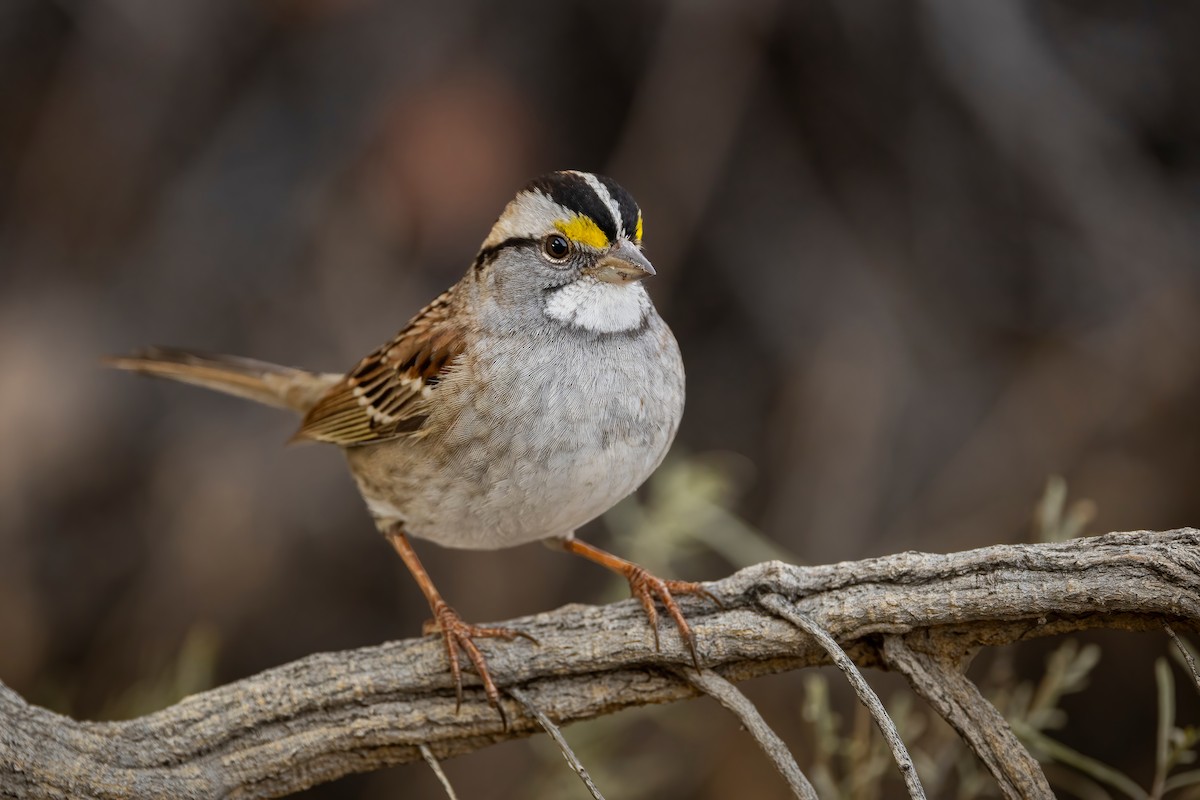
[426,602,531,726]
[624,567,717,669]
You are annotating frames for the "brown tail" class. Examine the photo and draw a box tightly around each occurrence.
[104,347,342,414]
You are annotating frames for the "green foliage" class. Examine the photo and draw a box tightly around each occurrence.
[1034,475,1097,543]
[792,637,1200,800]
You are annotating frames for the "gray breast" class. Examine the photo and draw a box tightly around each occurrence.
[349,314,685,550]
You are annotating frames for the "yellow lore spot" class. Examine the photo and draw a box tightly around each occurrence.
[554,215,609,250]
[634,213,643,243]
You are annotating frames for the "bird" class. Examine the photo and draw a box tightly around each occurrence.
[107,170,714,717]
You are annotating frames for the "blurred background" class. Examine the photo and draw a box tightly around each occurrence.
[1,0,1198,797]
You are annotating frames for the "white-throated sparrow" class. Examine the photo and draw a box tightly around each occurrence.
[108,170,713,717]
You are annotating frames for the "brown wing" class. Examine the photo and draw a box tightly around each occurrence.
[294,288,466,445]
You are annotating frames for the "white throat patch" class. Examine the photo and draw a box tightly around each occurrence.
[545,276,651,333]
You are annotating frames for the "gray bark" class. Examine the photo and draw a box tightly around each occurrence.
[2,529,1197,799]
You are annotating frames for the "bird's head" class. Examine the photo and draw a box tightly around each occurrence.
[474,170,655,335]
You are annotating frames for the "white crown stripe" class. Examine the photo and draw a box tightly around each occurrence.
[481,191,578,248]
[574,171,623,241]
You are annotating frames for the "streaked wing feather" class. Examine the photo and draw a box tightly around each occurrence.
[294,289,464,445]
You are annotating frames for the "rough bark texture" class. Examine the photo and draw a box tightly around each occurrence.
[2,529,1198,799]
[882,635,1054,799]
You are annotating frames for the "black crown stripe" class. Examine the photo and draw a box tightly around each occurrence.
[596,175,640,240]
[526,172,623,243]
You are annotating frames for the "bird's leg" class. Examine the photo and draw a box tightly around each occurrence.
[385,526,532,718]
[551,537,719,668]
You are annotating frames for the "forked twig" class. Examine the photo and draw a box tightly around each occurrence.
[419,744,460,800]
[882,635,1053,799]
[759,593,927,800]
[676,667,818,800]
[508,687,606,800]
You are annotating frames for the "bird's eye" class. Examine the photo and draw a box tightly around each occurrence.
[542,234,571,262]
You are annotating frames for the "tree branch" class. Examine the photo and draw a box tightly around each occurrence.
[882,634,1054,799]
[2,530,1197,799]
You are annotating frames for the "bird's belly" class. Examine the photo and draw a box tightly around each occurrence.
[350,329,684,549]
[354,420,670,549]
[431,434,663,548]
[411,391,675,548]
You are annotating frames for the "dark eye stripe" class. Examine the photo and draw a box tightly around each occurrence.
[473,236,536,269]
